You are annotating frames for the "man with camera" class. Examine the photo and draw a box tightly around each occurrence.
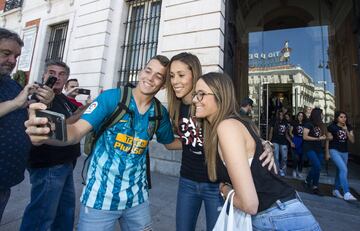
[64,78,92,108]
[0,28,54,222]
[20,60,82,231]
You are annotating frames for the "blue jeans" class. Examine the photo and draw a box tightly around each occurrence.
[252,197,322,230]
[20,163,75,231]
[77,201,152,231]
[330,149,350,193]
[306,150,323,187]
[176,177,223,231]
[274,143,288,173]
[0,188,10,222]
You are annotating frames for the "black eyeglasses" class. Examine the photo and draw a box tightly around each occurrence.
[192,91,215,102]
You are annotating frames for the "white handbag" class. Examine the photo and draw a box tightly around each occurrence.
[213,189,253,231]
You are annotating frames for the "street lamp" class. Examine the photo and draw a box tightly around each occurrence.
[318,59,329,122]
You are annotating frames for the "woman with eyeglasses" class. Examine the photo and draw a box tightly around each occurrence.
[166,52,275,231]
[326,111,356,201]
[193,72,321,230]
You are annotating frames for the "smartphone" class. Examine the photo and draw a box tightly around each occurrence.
[43,75,57,88]
[35,110,67,142]
[31,76,58,102]
[77,88,91,95]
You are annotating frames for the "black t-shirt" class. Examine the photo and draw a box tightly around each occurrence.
[292,122,304,137]
[270,120,289,145]
[303,122,323,153]
[328,123,352,153]
[28,94,81,168]
[177,103,213,183]
[216,117,295,212]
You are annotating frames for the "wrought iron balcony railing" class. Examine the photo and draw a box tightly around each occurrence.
[4,0,23,12]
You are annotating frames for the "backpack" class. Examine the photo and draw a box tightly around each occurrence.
[81,86,163,189]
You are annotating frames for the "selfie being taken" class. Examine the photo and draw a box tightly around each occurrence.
[1,0,360,231]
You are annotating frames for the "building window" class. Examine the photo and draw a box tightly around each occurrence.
[4,0,23,12]
[118,0,162,86]
[45,22,69,62]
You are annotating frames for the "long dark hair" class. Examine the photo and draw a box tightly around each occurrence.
[333,111,351,127]
[309,108,326,134]
[296,112,306,124]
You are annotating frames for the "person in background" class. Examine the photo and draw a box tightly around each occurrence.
[326,111,356,201]
[0,28,54,222]
[290,112,306,178]
[303,108,327,196]
[269,110,293,176]
[239,97,253,118]
[193,72,321,230]
[20,60,82,231]
[166,52,275,231]
[64,78,83,107]
[64,78,92,108]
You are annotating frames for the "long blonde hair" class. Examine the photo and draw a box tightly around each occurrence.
[200,72,239,181]
[166,52,202,130]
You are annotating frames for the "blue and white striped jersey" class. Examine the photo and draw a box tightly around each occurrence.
[80,88,174,210]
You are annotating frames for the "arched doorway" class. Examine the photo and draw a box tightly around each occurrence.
[224,0,360,157]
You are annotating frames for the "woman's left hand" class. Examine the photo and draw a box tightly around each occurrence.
[259,141,277,174]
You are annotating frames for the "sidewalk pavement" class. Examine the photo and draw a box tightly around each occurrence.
[1,155,360,231]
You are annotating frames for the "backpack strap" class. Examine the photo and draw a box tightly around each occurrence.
[148,97,163,138]
[81,86,132,185]
[95,86,132,141]
[146,97,163,189]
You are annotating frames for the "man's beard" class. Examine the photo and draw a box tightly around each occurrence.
[0,65,15,77]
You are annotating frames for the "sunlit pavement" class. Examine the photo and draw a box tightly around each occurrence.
[1,155,360,231]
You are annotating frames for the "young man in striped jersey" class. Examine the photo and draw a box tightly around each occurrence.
[25,55,181,231]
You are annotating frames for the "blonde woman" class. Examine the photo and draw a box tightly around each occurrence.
[193,72,321,230]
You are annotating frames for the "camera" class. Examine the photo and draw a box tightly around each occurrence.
[35,110,67,142]
[31,76,58,102]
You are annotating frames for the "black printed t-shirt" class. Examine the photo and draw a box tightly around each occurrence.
[28,94,81,168]
[0,76,31,189]
[178,103,212,183]
[303,122,323,153]
[292,122,304,137]
[328,123,352,153]
[270,120,289,145]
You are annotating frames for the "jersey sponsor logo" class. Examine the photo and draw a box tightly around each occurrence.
[114,133,148,154]
[84,102,98,114]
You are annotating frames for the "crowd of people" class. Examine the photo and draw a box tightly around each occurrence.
[0,26,357,231]
[266,101,356,200]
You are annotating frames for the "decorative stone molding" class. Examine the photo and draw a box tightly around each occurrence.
[44,0,52,13]
[1,15,6,27]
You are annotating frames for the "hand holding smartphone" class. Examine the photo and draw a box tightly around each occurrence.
[31,76,57,102]
[35,110,67,142]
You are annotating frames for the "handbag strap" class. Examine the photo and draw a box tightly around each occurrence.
[227,190,235,230]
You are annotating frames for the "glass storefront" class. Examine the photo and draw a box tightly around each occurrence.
[224,0,360,155]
